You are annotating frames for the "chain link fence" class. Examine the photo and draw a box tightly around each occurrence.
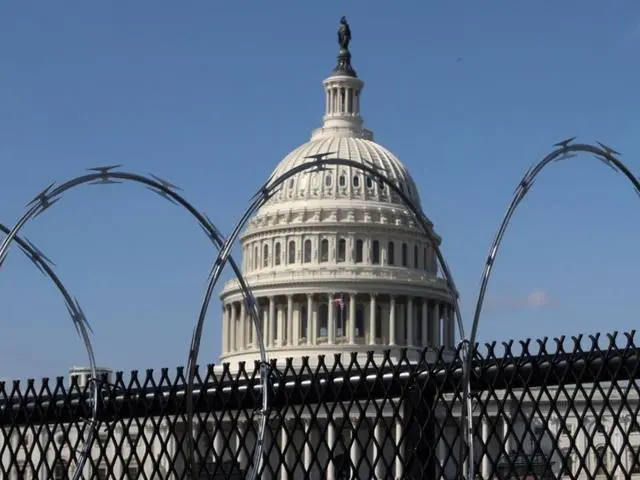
[1,332,638,479]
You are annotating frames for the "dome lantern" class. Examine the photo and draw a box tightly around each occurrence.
[314,17,372,141]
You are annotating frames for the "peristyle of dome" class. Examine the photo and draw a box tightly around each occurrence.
[219,29,456,366]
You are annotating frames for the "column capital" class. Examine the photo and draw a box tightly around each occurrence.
[306,293,313,299]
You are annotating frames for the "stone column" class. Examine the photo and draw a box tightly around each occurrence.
[280,421,293,479]
[448,305,456,347]
[222,305,229,354]
[325,89,330,115]
[237,421,248,471]
[350,417,361,479]
[348,293,356,344]
[432,302,441,347]
[239,300,246,351]
[306,294,314,346]
[421,301,428,347]
[395,407,405,479]
[286,295,294,347]
[304,420,313,475]
[441,305,449,349]
[482,416,490,479]
[213,422,224,464]
[389,296,396,345]
[277,304,285,346]
[268,297,276,348]
[373,420,384,479]
[437,438,447,479]
[293,302,301,347]
[502,412,512,455]
[262,305,269,348]
[398,303,405,344]
[327,420,336,479]
[229,303,236,352]
[369,294,377,345]
[327,293,335,344]
[406,297,414,346]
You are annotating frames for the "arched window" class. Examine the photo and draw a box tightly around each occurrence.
[366,176,373,189]
[274,242,281,266]
[320,239,329,262]
[355,239,364,263]
[353,175,360,187]
[263,244,269,268]
[371,240,380,264]
[337,238,346,263]
[318,303,328,337]
[388,241,395,265]
[288,240,296,264]
[254,245,259,269]
[414,244,419,268]
[402,243,408,267]
[632,447,640,474]
[53,460,67,480]
[339,175,346,187]
[560,449,572,476]
[303,239,312,263]
[355,305,365,337]
[126,462,140,479]
[595,445,608,475]
[324,174,332,187]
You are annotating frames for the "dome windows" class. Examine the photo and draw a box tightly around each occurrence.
[320,239,329,263]
[274,242,281,266]
[288,240,296,264]
[355,239,364,263]
[337,238,346,263]
[324,174,332,187]
[303,239,312,263]
[371,240,380,265]
[352,175,360,188]
[366,176,373,189]
[339,174,346,187]
[245,234,434,276]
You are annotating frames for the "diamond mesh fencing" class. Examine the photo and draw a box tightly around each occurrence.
[1,332,638,479]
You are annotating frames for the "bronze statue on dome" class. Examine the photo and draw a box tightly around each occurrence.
[333,16,357,77]
[338,16,351,52]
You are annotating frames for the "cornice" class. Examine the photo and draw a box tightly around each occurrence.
[220,267,450,300]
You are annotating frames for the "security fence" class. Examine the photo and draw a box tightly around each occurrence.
[1,331,639,479]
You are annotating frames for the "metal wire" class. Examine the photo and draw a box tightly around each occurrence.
[189,152,471,479]
[0,224,97,480]
[0,167,262,479]
[466,139,640,479]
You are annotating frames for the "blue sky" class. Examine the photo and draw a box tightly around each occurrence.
[1,2,640,380]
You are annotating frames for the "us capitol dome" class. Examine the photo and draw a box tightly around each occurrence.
[219,20,456,366]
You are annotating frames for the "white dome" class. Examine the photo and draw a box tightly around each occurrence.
[218,39,455,367]
[264,135,422,209]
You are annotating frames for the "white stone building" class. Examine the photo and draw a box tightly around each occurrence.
[3,18,640,480]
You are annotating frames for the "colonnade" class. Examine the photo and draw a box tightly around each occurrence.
[192,412,408,480]
[221,293,456,355]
